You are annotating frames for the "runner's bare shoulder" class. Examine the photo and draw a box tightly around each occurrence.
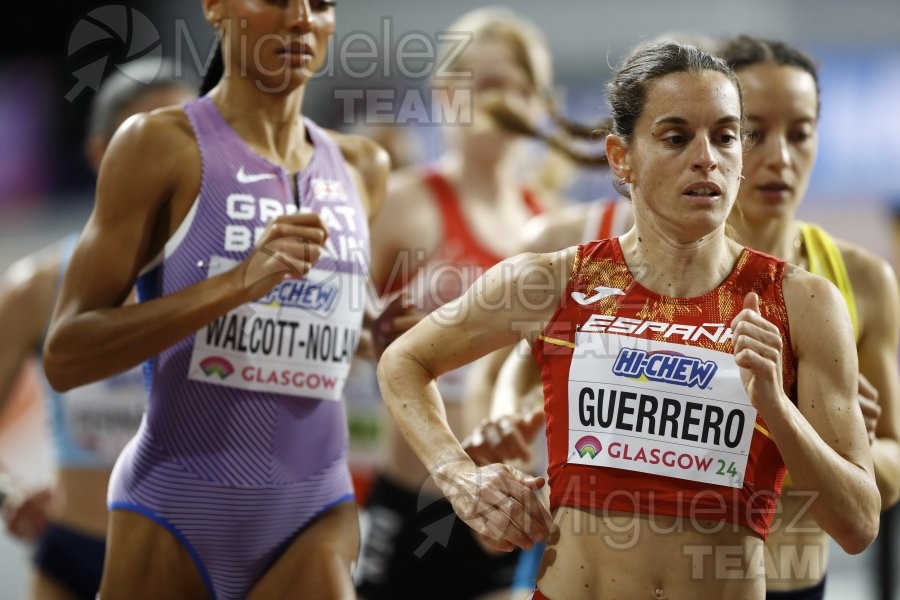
[95,106,200,217]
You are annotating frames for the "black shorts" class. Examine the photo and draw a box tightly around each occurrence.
[766,576,826,600]
[32,523,106,600]
[356,474,520,600]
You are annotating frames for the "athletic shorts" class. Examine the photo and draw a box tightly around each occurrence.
[355,474,520,599]
[766,577,826,600]
[33,523,106,600]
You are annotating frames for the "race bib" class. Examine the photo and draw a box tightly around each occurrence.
[63,367,146,463]
[188,256,363,401]
[567,332,756,488]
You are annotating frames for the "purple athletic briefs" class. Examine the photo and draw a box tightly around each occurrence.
[110,97,369,599]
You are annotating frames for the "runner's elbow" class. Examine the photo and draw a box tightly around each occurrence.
[42,329,87,392]
[376,343,405,398]
[836,523,878,556]
[832,495,880,555]
[42,352,76,392]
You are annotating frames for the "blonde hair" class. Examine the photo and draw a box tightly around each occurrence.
[439,7,553,94]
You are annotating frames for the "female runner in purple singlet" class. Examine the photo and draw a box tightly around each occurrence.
[44,1,391,598]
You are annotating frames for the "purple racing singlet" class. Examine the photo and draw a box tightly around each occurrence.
[110,97,369,599]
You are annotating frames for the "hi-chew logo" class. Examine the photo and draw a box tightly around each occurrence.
[200,357,235,380]
[575,435,602,459]
[256,279,339,316]
[612,348,717,390]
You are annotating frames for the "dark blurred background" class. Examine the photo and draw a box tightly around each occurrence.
[3,0,899,218]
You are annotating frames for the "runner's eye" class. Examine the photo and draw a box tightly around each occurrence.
[716,133,737,146]
[662,134,688,147]
[744,130,762,146]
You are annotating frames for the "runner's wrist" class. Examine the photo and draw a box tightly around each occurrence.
[429,451,475,484]
[756,392,800,440]
[224,261,271,305]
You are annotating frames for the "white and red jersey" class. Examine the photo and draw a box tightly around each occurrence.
[534,238,797,538]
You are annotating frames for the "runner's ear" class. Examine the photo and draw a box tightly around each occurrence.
[605,134,631,183]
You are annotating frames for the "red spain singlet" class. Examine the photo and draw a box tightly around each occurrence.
[533,238,797,538]
[385,170,541,310]
[387,170,541,404]
[425,171,541,268]
[408,170,541,310]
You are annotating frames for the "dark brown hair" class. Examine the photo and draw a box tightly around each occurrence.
[607,42,742,196]
[609,42,742,141]
[718,35,820,116]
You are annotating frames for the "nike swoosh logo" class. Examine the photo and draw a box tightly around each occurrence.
[571,286,625,305]
[236,167,276,184]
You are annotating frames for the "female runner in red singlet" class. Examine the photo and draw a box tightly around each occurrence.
[356,8,565,600]
[377,42,879,600]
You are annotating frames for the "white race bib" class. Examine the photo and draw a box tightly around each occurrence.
[188,256,363,401]
[62,367,146,463]
[567,332,756,488]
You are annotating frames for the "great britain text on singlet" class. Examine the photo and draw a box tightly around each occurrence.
[222,191,367,261]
